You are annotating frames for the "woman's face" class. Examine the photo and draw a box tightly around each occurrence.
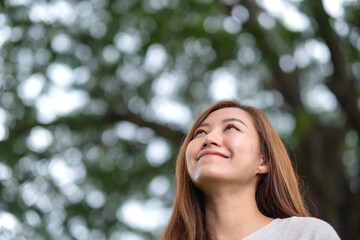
[185,107,265,190]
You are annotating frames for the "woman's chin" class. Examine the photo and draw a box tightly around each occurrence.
[192,169,231,187]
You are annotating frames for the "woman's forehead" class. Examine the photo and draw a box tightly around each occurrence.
[202,107,251,123]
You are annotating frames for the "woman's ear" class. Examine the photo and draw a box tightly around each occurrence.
[257,155,268,174]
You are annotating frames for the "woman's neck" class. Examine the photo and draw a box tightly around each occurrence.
[204,187,273,240]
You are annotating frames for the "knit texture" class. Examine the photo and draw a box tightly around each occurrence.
[243,216,340,240]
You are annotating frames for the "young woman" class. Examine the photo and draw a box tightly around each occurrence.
[161,100,340,240]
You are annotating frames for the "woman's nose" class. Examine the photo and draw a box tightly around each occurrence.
[202,131,221,148]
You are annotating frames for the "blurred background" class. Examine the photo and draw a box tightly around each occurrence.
[0,0,359,239]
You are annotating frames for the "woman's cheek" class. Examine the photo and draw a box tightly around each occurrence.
[185,140,200,173]
[186,140,198,159]
[185,143,194,166]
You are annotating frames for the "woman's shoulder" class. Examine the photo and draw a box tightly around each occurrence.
[243,216,340,240]
[280,216,334,226]
[275,216,340,239]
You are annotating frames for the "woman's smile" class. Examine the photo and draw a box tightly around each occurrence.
[196,150,229,160]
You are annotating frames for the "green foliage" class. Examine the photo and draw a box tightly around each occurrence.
[0,0,359,239]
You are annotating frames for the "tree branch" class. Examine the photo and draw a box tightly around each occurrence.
[11,110,186,148]
[241,0,303,108]
[308,0,360,134]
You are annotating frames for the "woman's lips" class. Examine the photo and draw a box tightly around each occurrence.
[196,150,228,160]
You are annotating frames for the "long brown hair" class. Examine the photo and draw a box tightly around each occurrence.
[161,100,309,240]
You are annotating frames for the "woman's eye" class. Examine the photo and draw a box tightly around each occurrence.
[225,124,239,131]
[194,129,206,137]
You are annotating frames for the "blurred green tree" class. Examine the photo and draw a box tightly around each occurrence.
[0,0,359,239]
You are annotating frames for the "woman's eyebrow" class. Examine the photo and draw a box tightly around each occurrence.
[198,122,209,128]
[222,118,248,128]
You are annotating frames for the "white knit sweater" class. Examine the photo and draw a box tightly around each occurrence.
[243,216,340,240]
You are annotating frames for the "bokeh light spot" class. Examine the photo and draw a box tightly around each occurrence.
[26,126,53,152]
[146,138,171,167]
